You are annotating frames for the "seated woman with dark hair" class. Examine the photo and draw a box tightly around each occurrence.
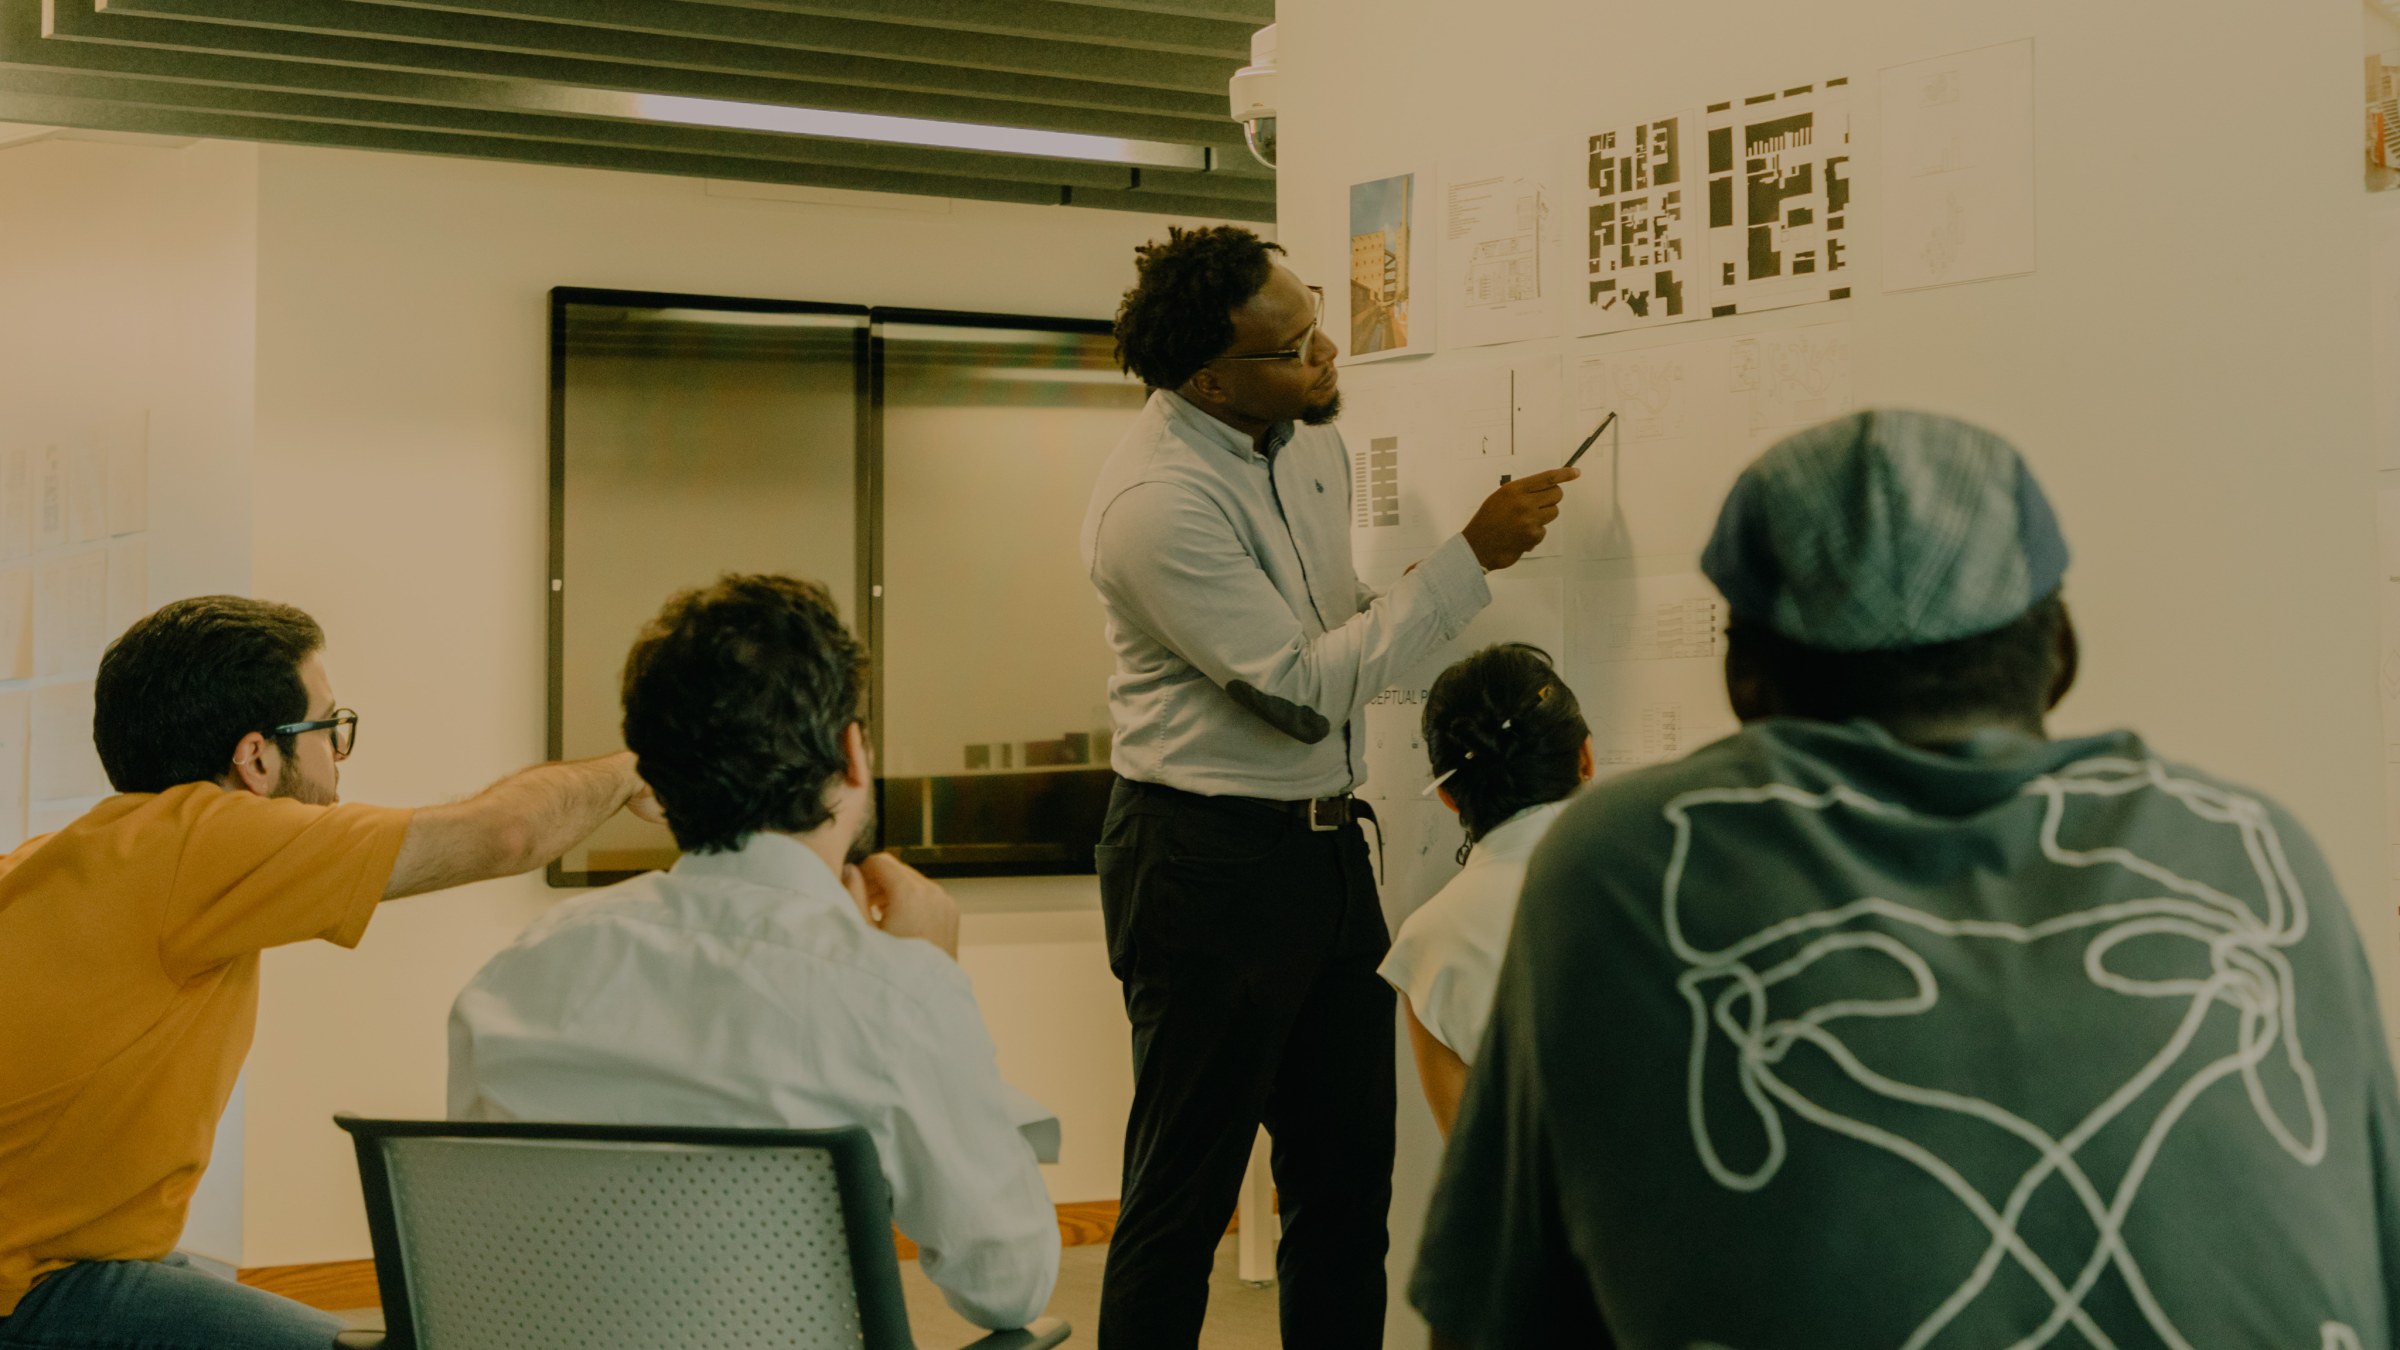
[1377,643,1592,1134]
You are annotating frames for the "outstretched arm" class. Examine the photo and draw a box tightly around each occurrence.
[384,751,657,900]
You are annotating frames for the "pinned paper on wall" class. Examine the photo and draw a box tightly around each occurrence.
[1564,612,1737,768]
[68,445,107,545]
[1339,375,1442,580]
[1704,79,1854,315]
[1346,172,1432,363]
[106,536,147,639]
[0,568,31,683]
[0,690,27,851]
[0,449,29,563]
[31,679,107,802]
[1588,572,1730,662]
[106,414,149,536]
[1879,40,2036,292]
[1573,322,1854,561]
[35,552,109,679]
[1731,324,1855,433]
[34,446,66,553]
[1577,108,1704,335]
[1357,573,1566,805]
[1442,150,1560,347]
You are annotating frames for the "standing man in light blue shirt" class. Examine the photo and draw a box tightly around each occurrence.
[1079,225,1575,1350]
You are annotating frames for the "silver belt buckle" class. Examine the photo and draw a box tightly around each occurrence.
[1307,797,1347,831]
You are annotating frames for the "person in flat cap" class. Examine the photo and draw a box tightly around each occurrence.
[1409,409,2400,1350]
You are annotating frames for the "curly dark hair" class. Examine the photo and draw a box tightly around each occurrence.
[1113,225,1286,390]
[95,596,323,794]
[1423,644,1590,852]
[1730,592,2069,727]
[620,574,868,854]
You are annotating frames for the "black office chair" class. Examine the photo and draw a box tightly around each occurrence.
[332,1115,1069,1350]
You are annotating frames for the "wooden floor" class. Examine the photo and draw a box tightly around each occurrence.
[242,1200,1128,1312]
[325,1236,1286,1350]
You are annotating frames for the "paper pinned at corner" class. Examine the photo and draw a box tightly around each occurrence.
[1340,372,1441,574]
[1345,171,1434,363]
[1576,108,1705,336]
[1879,39,2036,292]
[1587,572,1729,663]
[1571,322,1854,561]
[1356,574,1566,805]
[1441,150,1561,347]
[34,552,109,679]
[1729,324,1854,434]
[1705,79,1855,315]
[30,679,108,802]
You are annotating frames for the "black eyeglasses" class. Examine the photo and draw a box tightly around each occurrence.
[1213,285,1325,364]
[274,709,359,760]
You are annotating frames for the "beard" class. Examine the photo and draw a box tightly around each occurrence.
[273,753,337,807]
[1300,390,1343,426]
[843,790,880,866]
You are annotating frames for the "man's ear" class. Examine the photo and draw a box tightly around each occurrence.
[1724,639,1776,723]
[222,731,280,798]
[2046,605,2080,712]
[842,722,873,789]
[1180,366,1226,408]
[1577,737,1596,783]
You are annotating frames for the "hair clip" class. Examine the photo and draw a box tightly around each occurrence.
[1420,766,1460,798]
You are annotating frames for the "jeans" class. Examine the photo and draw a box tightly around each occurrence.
[0,1254,342,1350]
[1093,780,1395,1350]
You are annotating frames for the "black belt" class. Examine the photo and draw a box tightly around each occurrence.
[1123,779,1375,833]
[1261,794,1374,832]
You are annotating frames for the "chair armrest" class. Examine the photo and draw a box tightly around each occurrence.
[333,1332,387,1350]
[955,1315,1069,1350]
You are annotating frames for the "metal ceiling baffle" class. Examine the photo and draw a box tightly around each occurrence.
[0,0,1274,221]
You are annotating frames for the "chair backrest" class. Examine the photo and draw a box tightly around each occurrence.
[336,1116,917,1350]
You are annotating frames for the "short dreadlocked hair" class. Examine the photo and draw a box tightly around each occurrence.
[1113,225,1285,390]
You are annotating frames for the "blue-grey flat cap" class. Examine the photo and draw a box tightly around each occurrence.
[1699,409,2069,652]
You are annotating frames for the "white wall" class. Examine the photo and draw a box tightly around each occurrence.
[1279,1,2388,1344]
[0,134,260,1263]
[239,146,1213,1264]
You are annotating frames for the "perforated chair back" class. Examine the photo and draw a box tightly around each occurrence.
[336,1116,916,1350]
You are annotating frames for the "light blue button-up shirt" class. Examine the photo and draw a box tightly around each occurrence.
[1080,390,1492,799]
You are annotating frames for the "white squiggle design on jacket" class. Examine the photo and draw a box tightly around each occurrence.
[1664,755,2333,1350]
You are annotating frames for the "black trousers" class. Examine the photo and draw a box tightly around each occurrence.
[1094,778,1395,1350]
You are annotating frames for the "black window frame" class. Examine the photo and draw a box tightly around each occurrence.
[546,285,1120,888]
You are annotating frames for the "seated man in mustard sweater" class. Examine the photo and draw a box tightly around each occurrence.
[0,595,658,1350]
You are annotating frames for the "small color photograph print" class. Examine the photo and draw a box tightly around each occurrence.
[1348,173,1420,361]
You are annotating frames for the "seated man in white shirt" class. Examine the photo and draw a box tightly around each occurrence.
[447,573,1060,1332]
[1378,644,1593,1134]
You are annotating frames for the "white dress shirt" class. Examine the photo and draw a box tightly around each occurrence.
[1377,800,1569,1059]
[446,832,1060,1331]
[1080,390,1492,799]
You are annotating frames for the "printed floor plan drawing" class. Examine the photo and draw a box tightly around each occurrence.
[1705,80,1854,314]
[1578,110,1702,336]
